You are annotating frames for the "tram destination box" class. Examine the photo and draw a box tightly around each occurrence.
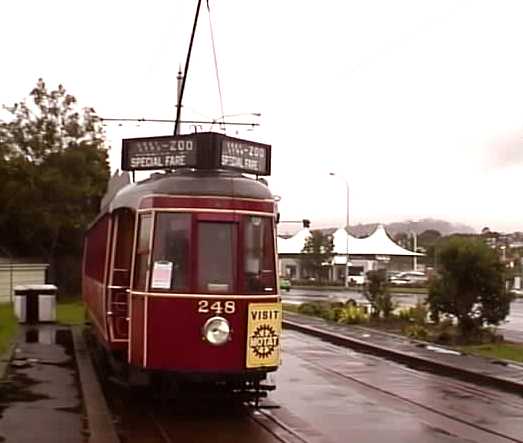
[122,132,271,175]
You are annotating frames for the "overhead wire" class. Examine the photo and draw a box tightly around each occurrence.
[206,0,225,132]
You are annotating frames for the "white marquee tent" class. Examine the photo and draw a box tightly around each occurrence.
[277,225,423,257]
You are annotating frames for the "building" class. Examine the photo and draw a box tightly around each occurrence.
[277,224,423,284]
[0,258,49,303]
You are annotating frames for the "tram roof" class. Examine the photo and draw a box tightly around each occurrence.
[108,169,274,212]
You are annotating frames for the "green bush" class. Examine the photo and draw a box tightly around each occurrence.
[297,302,331,319]
[397,308,412,322]
[337,305,368,325]
[396,303,428,325]
[296,301,368,325]
[403,324,429,340]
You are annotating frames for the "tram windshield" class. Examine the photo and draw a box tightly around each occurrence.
[148,212,275,294]
[151,213,191,291]
[242,216,275,294]
[198,222,235,292]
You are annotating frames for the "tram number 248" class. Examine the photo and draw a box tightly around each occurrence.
[198,300,235,315]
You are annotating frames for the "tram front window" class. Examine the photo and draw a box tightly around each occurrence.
[198,222,235,293]
[243,216,275,293]
[151,213,191,291]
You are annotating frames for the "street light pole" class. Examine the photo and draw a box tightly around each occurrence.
[329,172,350,287]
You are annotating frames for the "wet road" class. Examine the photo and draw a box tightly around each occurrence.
[499,299,523,342]
[269,329,523,443]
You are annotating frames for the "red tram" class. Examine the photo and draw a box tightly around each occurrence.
[82,132,282,397]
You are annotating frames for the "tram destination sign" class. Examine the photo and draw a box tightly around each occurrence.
[220,139,270,175]
[122,132,271,175]
[122,135,197,171]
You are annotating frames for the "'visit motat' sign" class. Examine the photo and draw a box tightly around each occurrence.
[122,132,271,175]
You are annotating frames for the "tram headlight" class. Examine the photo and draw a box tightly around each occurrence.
[202,316,230,346]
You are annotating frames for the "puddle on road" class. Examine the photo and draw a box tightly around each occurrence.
[25,329,38,343]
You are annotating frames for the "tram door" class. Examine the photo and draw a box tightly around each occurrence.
[108,209,134,342]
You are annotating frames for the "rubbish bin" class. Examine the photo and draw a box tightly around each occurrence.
[14,284,57,324]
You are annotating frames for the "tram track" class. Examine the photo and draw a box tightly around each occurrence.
[283,329,523,443]
[120,400,316,443]
[248,407,312,443]
[84,328,317,443]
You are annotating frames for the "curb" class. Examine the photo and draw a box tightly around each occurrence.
[283,317,523,396]
[71,326,119,443]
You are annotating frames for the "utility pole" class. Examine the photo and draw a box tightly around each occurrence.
[412,231,418,271]
[329,172,350,287]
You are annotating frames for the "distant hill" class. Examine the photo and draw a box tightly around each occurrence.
[350,218,476,237]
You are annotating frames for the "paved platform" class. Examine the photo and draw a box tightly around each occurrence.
[0,324,118,443]
[0,324,85,442]
[283,311,523,394]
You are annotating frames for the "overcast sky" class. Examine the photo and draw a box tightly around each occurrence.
[1,1,522,233]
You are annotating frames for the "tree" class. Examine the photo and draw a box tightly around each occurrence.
[363,269,395,319]
[418,229,442,268]
[301,231,334,282]
[418,229,442,247]
[393,232,410,249]
[427,236,513,339]
[0,79,110,292]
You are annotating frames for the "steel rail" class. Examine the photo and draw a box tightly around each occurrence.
[248,408,311,443]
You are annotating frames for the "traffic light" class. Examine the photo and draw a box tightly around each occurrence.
[302,219,311,228]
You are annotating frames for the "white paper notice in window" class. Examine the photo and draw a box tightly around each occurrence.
[151,261,173,289]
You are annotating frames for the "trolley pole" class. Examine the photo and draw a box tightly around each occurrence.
[175,66,184,135]
[174,0,203,136]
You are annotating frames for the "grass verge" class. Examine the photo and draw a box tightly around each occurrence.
[282,303,299,313]
[457,343,523,363]
[56,298,86,326]
[0,303,18,355]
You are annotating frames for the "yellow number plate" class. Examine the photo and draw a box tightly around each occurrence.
[246,303,282,368]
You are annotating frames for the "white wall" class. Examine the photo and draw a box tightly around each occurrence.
[0,264,48,303]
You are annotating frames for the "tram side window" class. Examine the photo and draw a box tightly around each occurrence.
[133,214,152,291]
[198,222,235,293]
[84,216,110,281]
[243,216,275,293]
[151,213,191,291]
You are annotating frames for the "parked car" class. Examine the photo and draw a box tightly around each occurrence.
[279,276,291,292]
[389,276,411,286]
[348,275,365,285]
[389,271,428,286]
